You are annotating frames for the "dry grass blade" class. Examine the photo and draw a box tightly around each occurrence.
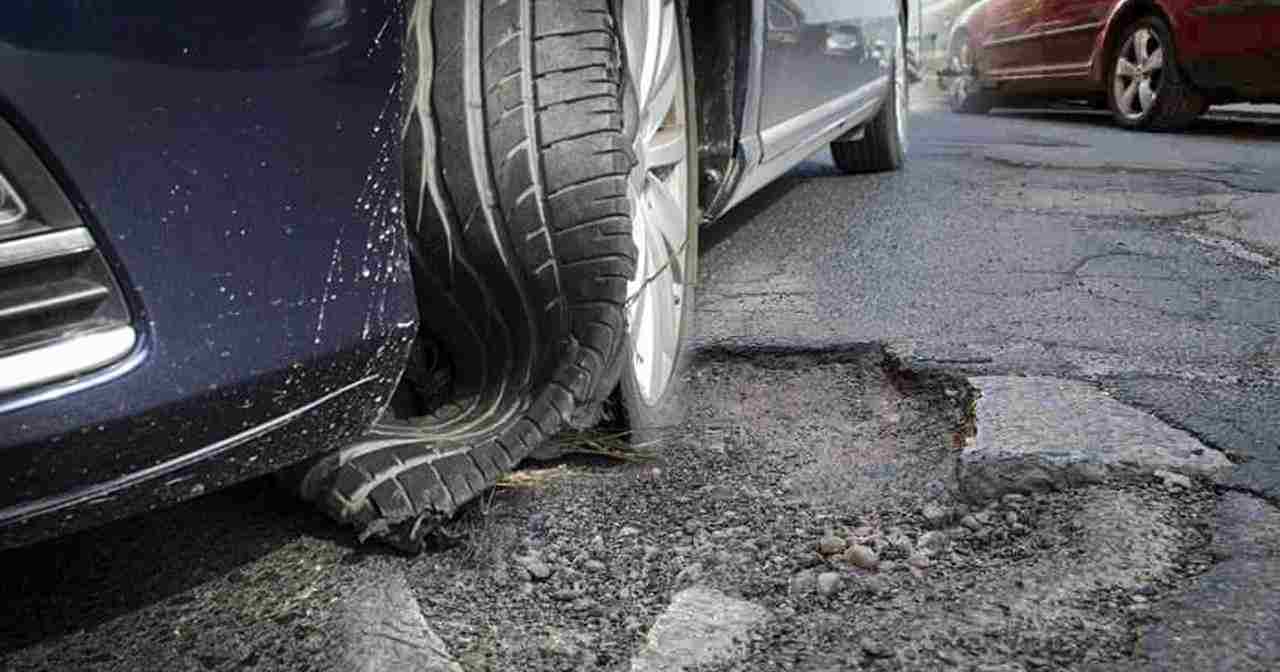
[496,465,575,489]
[539,428,666,462]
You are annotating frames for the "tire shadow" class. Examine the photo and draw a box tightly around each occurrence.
[992,107,1280,141]
[0,477,376,656]
[699,159,837,257]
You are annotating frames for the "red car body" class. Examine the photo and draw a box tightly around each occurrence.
[949,0,1280,110]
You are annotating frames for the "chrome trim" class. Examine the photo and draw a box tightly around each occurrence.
[725,82,884,212]
[0,172,28,227]
[989,61,1093,80]
[0,280,110,321]
[0,227,95,270]
[759,77,886,161]
[0,325,137,396]
[0,374,379,527]
[736,0,768,177]
[983,21,1104,49]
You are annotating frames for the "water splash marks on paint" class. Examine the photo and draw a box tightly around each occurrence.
[315,0,412,347]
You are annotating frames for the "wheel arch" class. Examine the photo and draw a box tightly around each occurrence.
[1090,0,1181,84]
[685,0,751,219]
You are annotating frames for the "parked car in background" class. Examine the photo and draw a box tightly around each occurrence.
[826,22,869,60]
[945,0,1280,130]
[0,0,911,553]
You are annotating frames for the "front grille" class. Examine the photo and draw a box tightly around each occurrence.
[0,119,135,398]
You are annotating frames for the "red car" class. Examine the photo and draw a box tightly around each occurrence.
[945,0,1280,130]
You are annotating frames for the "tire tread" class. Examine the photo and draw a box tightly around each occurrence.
[308,0,635,552]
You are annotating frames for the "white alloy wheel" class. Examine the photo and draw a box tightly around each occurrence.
[621,0,691,406]
[1114,26,1164,120]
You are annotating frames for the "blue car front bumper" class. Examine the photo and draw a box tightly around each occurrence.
[0,1,417,548]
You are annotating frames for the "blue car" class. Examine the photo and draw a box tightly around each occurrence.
[1,0,911,552]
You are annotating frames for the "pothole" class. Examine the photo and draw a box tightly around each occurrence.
[389,348,1230,671]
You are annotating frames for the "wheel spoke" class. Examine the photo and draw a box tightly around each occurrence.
[638,8,680,142]
[621,0,650,107]
[646,127,686,171]
[1138,78,1156,111]
[1120,79,1139,113]
[628,210,653,328]
[1115,57,1139,78]
[1145,47,1163,72]
[631,0,673,113]
[645,236,677,395]
[1134,28,1151,63]
[643,174,687,276]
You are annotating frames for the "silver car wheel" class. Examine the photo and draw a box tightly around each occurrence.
[621,0,690,405]
[1114,27,1164,120]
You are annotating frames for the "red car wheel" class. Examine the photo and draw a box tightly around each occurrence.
[1107,15,1207,131]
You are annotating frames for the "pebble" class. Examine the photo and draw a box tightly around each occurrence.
[675,562,703,586]
[789,570,817,596]
[570,597,598,613]
[922,503,952,529]
[817,534,848,555]
[1004,511,1019,525]
[620,525,641,537]
[816,572,842,596]
[527,512,550,534]
[520,557,554,581]
[908,553,932,569]
[1155,469,1192,490]
[884,529,914,555]
[960,514,982,531]
[860,636,893,658]
[916,530,948,554]
[973,511,992,526]
[844,544,879,570]
[552,587,582,602]
[861,575,890,596]
[937,649,965,666]
[1001,493,1026,506]
[584,559,606,573]
[879,560,898,573]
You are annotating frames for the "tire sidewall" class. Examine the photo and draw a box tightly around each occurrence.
[618,0,698,444]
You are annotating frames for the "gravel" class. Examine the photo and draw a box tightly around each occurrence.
[40,353,1207,672]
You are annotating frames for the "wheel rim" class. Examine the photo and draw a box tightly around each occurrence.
[620,0,689,406]
[950,39,974,107]
[895,27,909,152]
[1114,27,1164,120]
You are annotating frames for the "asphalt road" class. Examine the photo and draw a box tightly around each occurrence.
[698,89,1280,501]
[3,87,1279,671]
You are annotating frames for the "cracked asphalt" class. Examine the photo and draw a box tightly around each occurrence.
[698,89,1280,501]
[3,87,1279,671]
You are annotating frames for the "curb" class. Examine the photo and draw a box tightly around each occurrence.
[342,568,463,672]
[1205,108,1280,123]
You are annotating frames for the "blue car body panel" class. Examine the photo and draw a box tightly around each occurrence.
[0,1,417,547]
